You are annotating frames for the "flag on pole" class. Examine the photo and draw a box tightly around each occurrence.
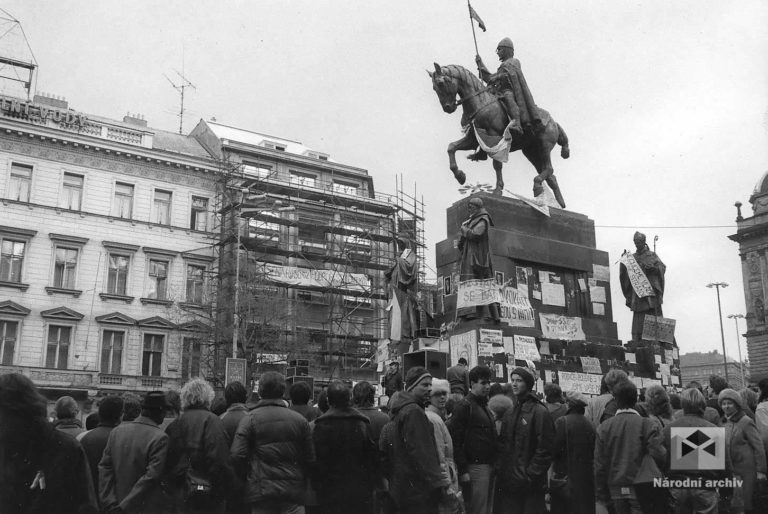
[469,4,486,32]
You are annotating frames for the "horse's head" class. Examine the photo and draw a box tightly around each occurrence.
[428,63,459,114]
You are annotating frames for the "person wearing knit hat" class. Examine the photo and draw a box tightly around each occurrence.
[387,366,445,513]
[496,365,553,512]
[719,387,767,511]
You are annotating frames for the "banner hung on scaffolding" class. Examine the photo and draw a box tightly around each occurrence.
[259,263,370,291]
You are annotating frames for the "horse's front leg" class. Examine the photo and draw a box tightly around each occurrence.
[493,159,504,195]
[447,133,477,185]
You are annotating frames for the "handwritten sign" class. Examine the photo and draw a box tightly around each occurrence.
[225,358,247,386]
[642,315,676,343]
[261,263,369,291]
[620,253,655,298]
[558,371,602,395]
[625,352,636,364]
[502,336,515,355]
[499,287,536,327]
[480,329,503,344]
[593,264,610,282]
[457,278,501,308]
[593,303,605,316]
[478,342,494,357]
[542,283,566,307]
[539,313,586,341]
[450,330,478,368]
[580,356,603,374]
[590,286,606,303]
[514,335,541,362]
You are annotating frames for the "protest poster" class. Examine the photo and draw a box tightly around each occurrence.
[516,266,529,296]
[671,375,680,385]
[539,270,550,283]
[542,282,566,306]
[654,354,662,364]
[544,369,554,383]
[664,350,674,363]
[673,348,679,359]
[494,363,506,379]
[558,372,602,395]
[577,278,587,290]
[532,290,542,300]
[513,335,541,361]
[539,340,551,355]
[539,313,586,341]
[443,275,452,296]
[457,278,501,308]
[592,264,610,282]
[642,315,676,343]
[502,336,515,355]
[590,285,606,303]
[450,330,478,368]
[592,303,605,316]
[262,263,369,291]
[499,286,536,327]
[478,342,494,357]
[619,252,655,298]
[480,328,503,344]
[625,352,636,364]
[580,356,603,374]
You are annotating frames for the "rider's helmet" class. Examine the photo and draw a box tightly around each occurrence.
[497,37,514,51]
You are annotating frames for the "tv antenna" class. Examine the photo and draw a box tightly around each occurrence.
[164,69,196,134]
[0,8,38,99]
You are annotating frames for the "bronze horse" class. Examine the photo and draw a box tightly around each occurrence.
[429,62,569,208]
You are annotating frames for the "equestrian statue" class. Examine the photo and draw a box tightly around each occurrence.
[429,37,570,208]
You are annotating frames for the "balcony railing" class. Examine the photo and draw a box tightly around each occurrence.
[0,365,182,392]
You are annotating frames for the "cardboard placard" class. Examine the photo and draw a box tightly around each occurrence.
[580,356,603,374]
[539,313,586,341]
[642,315,676,343]
[514,335,541,361]
[558,371,602,395]
[450,330,478,368]
[593,303,605,316]
[592,264,610,282]
[590,286,607,303]
[480,329,503,344]
[542,283,566,307]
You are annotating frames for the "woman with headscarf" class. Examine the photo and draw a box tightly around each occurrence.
[719,388,767,513]
[551,392,595,514]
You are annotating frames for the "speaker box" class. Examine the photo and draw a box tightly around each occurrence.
[286,376,315,397]
[403,350,448,380]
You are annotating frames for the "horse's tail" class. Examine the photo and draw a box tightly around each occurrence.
[556,122,570,159]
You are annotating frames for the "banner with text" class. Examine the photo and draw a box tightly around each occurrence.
[457,279,536,327]
[539,313,586,341]
[450,330,478,368]
[260,263,369,291]
[619,253,655,298]
[558,371,602,395]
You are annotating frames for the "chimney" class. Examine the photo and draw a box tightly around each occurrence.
[123,112,148,127]
[33,92,68,110]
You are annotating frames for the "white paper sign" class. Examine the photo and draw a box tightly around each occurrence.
[539,313,586,341]
[592,264,610,282]
[261,263,369,291]
[558,371,602,395]
[593,303,605,316]
[580,356,603,374]
[631,376,644,388]
[532,290,542,300]
[480,329,503,344]
[503,336,515,355]
[494,363,505,378]
[673,348,679,359]
[539,340,551,355]
[619,253,655,298]
[671,375,680,385]
[665,350,674,363]
[542,283,566,307]
[457,278,501,308]
[478,343,494,357]
[577,278,587,290]
[498,287,536,327]
[590,286,606,303]
[450,330,478,368]
[625,352,636,364]
[654,354,662,364]
[544,370,554,383]
[514,335,541,361]
[539,271,550,283]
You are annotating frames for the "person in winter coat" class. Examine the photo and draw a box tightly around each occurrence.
[720,388,767,513]
[231,371,315,514]
[99,391,170,514]
[53,395,85,438]
[594,380,665,514]
[426,378,462,514]
[80,396,124,502]
[312,380,378,514]
[388,367,446,514]
[495,366,554,514]
[551,392,595,514]
[544,383,568,424]
[289,381,322,423]
[220,380,250,445]
[165,378,234,514]
[383,361,404,397]
[449,365,496,514]
[756,378,768,455]
[0,373,98,514]
[353,380,390,443]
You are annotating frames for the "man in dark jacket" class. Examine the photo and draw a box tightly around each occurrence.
[53,395,85,438]
[383,361,403,397]
[231,371,315,513]
[495,366,554,514]
[80,396,123,499]
[446,357,470,396]
[353,380,389,442]
[389,367,446,514]
[220,380,249,445]
[449,365,495,514]
[99,391,169,514]
[288,381,321,422]
[594,380,665,514]
[313,380,377,514]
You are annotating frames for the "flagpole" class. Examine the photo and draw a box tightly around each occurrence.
[467,1,480,56]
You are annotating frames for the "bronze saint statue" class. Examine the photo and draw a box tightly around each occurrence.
[619,231,666,340]
[458,196,500,322]
[429,41,569,207]
[476,37,541,138]
[385,232,419,355]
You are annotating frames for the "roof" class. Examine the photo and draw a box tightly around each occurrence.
[152,128,211,158]
[680,351,737,366]
[204,120,334,162]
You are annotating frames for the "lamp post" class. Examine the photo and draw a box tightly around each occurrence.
[727,313,746,388]
[706,282,729,383]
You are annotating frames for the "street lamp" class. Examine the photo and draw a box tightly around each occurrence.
[727,314,746,388]
[706,282,729,383]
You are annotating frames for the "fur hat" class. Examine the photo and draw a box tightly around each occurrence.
[404,366,432,392]
[718,388,743,410]
[511,366,537,391]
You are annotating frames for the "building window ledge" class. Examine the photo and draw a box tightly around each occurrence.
[45,286,83,297]
[0,281,29,291]
[99,293,134,303]
[179,302,208,311]
[140,298,174,306]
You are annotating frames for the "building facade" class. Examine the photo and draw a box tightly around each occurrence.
[190,120,400,384]
[679,350,749,390]
[730,171,768,382]
[0,93,220,404]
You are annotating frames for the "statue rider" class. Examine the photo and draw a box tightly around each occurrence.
[476,38,542,138]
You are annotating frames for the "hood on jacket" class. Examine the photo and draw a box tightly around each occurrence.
[315,407,370,424]
[389,391,420,415]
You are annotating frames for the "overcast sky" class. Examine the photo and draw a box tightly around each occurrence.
[4,1,767,361]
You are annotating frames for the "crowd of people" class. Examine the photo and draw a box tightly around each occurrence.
[2,366,768,514]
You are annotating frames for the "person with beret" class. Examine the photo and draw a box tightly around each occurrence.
[495,366,554,514]
[551,392,595,514]
[99,391,170,514]
[388,366,446,514]
[720,388,767,513]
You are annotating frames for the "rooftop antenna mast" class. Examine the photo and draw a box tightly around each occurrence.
[0,8,38,99]
[164,49,196,134]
